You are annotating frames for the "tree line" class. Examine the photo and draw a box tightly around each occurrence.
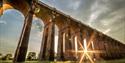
[0,52,38,61]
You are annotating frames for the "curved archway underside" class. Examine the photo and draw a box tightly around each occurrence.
[1,0,125,63]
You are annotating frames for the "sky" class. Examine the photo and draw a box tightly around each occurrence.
[0,9,44,56]
[0,0,125,56]
[41,0,125,43]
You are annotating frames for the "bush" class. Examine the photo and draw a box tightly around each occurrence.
[1,54,12,60]
[27,52,37,61]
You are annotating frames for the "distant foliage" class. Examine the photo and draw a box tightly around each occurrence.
[0,53,2,60]
[1,53,13,60]
[27,52,37,61]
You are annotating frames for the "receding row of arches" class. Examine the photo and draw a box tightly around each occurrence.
[1,8,94,62]
[1,1,125,63]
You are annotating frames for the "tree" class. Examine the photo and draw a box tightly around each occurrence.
[2,53,12,60]
[0,53,2,60]
[27,52,36,61]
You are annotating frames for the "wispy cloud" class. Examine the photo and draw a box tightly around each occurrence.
[88,0,125,42]
[89,0,110,25]
[0,20,6,24]
[103,29,111,34]
[67,0,81,10]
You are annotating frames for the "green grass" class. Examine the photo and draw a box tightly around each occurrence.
[0,60,77,63]
[0,59,125,63]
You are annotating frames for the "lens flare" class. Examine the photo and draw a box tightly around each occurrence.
[66,32,106,63]
[73,32,104,63]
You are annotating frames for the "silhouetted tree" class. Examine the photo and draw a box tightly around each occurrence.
[0,53,2,60]
[27,52,36,61]
[2,54,12,60]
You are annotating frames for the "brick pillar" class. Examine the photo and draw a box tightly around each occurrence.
[57,23,76,61]
[64,27,71,59]
[13,7,34,62]
[48,21,55,61]
[70,34,77,60]
[39,16,55,61]
[76,29,83,60]
[39,26,49,60]
[57,31,65,61]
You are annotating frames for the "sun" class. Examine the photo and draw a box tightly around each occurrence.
[73,32,103,63]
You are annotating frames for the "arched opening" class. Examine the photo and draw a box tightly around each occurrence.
[38,15,59,61]
[27,17,44,59]
[0,9,24,57]
[74,36,78,56]
[54,25,59,57]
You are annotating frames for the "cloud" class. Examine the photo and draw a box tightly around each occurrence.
[103,29,111,34]
[89,0,110,25]
[67,0,81,10]
[0,20,6,24]
[88,0,125,43]
[89,0,125,24]
[40,0,125,43]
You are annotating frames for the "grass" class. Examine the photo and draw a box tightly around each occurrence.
[0,59,125,63]
[0,60,77,63]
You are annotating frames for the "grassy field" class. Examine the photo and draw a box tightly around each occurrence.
[0,59,125,63]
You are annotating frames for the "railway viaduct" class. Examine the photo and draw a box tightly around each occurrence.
[1,0,125,62]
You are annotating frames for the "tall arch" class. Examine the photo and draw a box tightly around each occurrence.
[28,17,44,58]
[39,13,59,61]
[0,9,24,58]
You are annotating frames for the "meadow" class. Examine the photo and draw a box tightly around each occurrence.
[1,59,125,63]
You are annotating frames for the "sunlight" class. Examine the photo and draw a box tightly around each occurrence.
[75,36,78,55]
[78,43,95,63]
[74,32,102,63]
[0,4,13,15]
[63,33,66,53]
[84,39,87,51]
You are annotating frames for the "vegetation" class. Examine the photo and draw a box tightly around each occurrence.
[0,53,2,60]
[0,52,125,63]
[0,59,125,63]
[1,53,13,60]
[0,52,37,61]
[27,52,37,61]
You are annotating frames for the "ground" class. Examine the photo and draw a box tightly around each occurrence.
[0,59,125,63]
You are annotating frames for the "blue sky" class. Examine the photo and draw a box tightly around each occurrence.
[0,10,24,55]
[0,0,125,56]
[0,9,44,56]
